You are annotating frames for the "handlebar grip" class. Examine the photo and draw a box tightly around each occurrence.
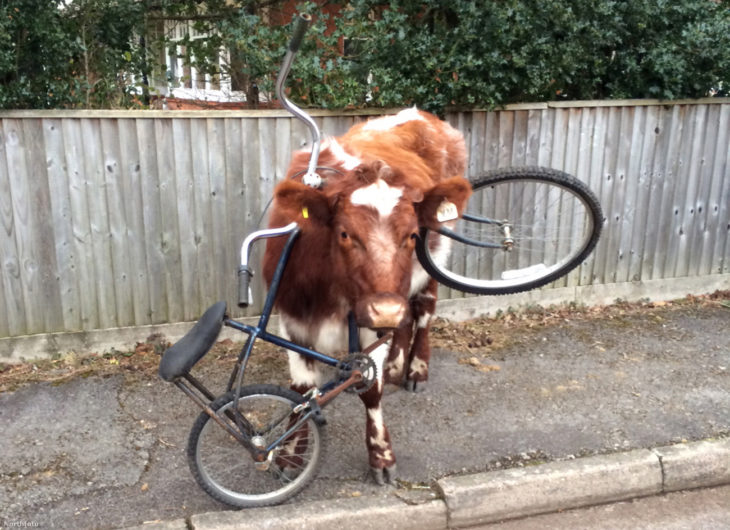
[238,266,253,308]
[288,13,312,52]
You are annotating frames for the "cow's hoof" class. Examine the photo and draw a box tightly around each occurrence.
[404,379,427,393]
[371,464,397,486]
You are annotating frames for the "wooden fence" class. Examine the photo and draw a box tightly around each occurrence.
[0,100,728,339]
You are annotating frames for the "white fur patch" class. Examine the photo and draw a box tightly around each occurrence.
[367,406,389,450]
[327,138,361,170]
[350,179,403,217]
[286,349,323,387]
[409,357,428,376]
[280,314,348,355]
[360,329,389,385]
[363,107,425,132]
[409,235,452,297]
[417,312,432,329]
[281,314,349,387]
[386,348,405,379]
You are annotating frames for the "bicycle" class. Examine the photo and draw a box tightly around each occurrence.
[158,13,603,509]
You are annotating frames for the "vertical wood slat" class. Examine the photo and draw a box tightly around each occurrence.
[25,119,64,333]
[117,119,151,326]
[172,118,199,321]
[0,120,23,336]
[0,103,728,339]
[101,118,134,328]
[137,119,167,325]
[190,118,214,316]
[155,119,183,323]
[43,118,81,331]
[5,119,46,334]
[710,105,730,274]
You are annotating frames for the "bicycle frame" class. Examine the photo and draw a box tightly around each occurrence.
[170,221,371,462]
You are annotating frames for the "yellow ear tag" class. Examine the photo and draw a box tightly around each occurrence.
[302,206,309,219]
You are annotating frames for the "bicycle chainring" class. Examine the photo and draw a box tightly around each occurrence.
[338,354,378,394]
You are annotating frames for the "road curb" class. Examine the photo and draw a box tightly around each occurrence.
[189,494,447,530]
[437,448,662,527]
[124,437,730,530]
[653,437,730,492]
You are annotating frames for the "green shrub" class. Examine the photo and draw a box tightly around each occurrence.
[2,0,728,110]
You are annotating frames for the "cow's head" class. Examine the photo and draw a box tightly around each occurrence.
[272,161,471,331]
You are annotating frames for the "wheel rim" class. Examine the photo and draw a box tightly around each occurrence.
[194,392,320,505]
[426,176,599,293]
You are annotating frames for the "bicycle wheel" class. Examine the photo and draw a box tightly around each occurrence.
[416,166,603,295]
[187,384,324,508]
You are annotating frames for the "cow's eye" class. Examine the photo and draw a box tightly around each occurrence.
[410,232,418,241]
[340,231,348,240]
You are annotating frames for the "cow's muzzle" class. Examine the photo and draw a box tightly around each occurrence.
[356,293,409,330]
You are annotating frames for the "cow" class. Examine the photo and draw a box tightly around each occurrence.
[262,107,471,484]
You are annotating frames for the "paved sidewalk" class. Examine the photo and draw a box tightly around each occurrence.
[1,300,728,529]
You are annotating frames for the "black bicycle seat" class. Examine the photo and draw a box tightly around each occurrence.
[158,301,227,381]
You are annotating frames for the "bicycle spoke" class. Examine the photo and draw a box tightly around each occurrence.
[188,385,324,508]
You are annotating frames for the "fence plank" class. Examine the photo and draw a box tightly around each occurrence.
[0,120,23,336]
[117,118,152,326]
[171,118,200,321]
[190,118,216,314]
[5,119,43,334]
[62,119,98,330]
[24,119,64,333]
[709,105,730,275]
[137,119,168,324]
[100,118,135,327]
[224,118,246,316]
[669,106,701,278]
[43,118,81,331]
[694,104,722,276]
[205,118,231,307]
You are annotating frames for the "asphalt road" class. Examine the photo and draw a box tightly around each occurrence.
[1,301,728,528]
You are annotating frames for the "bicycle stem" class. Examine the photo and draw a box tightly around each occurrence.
[275,13,322,188]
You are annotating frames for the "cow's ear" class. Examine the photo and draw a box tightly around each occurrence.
[273,180,333,225]
[417,176,472,229]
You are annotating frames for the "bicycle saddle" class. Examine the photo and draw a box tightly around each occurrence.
[158,301,227,381]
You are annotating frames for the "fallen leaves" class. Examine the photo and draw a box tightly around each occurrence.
[458,356,501,373]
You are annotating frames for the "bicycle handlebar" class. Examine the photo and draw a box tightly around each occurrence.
[237,222,299,308]
[288,13,311,53]
[237,266,253,308]
[275,13,321,188]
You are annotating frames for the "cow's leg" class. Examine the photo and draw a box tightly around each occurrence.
[404,278,438,392]
[359,331,397,485]
[384,324,413,385]
[277,323,325,471]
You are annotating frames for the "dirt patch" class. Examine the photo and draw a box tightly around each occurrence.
[1,291,728,393]
[430,290,730,370]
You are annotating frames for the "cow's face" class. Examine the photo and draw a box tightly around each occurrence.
[272,162,471,331]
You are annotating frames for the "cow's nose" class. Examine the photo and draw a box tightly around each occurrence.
[356,293,408,330]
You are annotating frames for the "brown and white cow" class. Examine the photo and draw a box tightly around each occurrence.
[263,107,470,484]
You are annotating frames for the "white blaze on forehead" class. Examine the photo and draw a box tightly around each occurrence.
[350,179,403,217]
[363,106,425,132]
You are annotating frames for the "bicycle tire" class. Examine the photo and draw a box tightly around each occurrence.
[187,384,324,508]
[416,166,603,295]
